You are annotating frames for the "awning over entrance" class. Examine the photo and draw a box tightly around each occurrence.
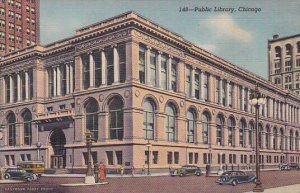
[33,110,74,124]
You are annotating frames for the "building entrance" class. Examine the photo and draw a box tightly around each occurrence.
[49,129,66,168]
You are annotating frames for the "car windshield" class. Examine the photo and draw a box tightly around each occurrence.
[221,172,231,176]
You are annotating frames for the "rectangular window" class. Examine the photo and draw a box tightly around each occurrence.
[222,80,227,106]
[106,151,114,165]
[61,64,67,96]
[216,78,220,104]
[195,70,200,99]
[94,51,102,87]
[11,155,15,165]
[5,76,10,103]
[26,154,31,161]
[222,154,225,164]
[116,151,123,165]
[161,56,167,89]
[174,152,179,164]
[203,73,209,101]
[145,151,150,164]
[152,151,158,164]
[83,152,88,165]
[20,154,25,161]
[203,153,207,164]
[239,86,243,110]
[5,155,10,166]
[20,72,25,100]
[229,154,232,164]
[82,54,90,90]
[189,152,193,164]
[228,83,234,107]
[233,154,236,164]
[185,65,191,97]
[244,88,248,112]
[139,46,146,84]
[241,154,244,164]
[150,51,157,86]
[119,44,126,83]
[171,59,177,92]
[48,68,54,97]
[167,152,173,164]
[194,153,199,164]
[13,74,18,102]
[106,47,114,85]
[29,70,33,100]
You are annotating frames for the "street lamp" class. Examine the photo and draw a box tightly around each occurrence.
[249,85,266,192]
[85,131,95,184]
[36,142,41,161]
[146,140,152,175]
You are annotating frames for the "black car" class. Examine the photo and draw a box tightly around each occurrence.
[216,171,256,186]
[171,165,202,177]
[281,163,300,171]
[4,168,37,182]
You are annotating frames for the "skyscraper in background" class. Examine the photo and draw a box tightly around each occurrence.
[0,0,39,57]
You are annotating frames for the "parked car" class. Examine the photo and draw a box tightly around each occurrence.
[280,163,300,171]
[171,165,202,177]
[216,171,256,186]
[3,168,37,182]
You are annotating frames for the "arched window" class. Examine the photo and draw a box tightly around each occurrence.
[187,109,196,143]
[109,96,124,140]
[249,122,254,148]
[275,46,281,58]
[227,117,235,146]
[23,111,32,145]
[216,114,224,146]
[258,124,263,148]
[290,130,293,151]
[85,99,99,141]
[273,127,278,150]
[7,113,16,146]
[295,131,299,151]
[202,112,210,144]
[280,128,284,150]
[165,103,177,142]
[286,44,292,56]
[143,99,156,140]
[266,126,271,149]
[239,119,246,147]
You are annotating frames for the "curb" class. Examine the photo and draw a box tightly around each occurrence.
[60,182,109,187]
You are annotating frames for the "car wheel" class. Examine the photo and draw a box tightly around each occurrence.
[4,174,10,179]
[196,172,201,176]
[232,180,237,186]
[179,173,184,177]
[253,178,257,183]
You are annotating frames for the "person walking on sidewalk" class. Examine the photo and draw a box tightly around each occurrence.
[131,165,135,176]
[94,163,99,183]
[205,164,210,177]
[141,165,145,175]
[99,162,106,183]
[120,165,124,176]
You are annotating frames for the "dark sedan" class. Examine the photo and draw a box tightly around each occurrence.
[216,171,256,186]
[4,168,37,182]
[171,165,202,177]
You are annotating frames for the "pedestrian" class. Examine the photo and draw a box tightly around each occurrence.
[99,162,106,183]
[141,165,145,175]
[205,164,210,177]
[120,165,124,176]
[131,165,135,176]
[94,163,99,183]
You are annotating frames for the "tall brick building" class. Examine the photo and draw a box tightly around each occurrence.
[0,0,39,57]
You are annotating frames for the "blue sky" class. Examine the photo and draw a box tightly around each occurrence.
[40,0,300,79]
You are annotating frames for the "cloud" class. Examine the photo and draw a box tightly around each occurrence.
[205,14,253,44]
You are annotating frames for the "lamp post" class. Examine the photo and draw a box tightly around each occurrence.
[249,85,265,192]
[146,140,152,175]
[36,142,41,161]
[84,131,95,184]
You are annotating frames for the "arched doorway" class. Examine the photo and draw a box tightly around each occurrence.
[49,129,66,168]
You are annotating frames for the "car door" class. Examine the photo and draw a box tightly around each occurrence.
[238,172,248,182]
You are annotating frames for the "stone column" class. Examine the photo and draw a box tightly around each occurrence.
[210,120,216,146]
[224,125,228,146]
[226,81,230,107]
[56,66,61,96]
[74,56,83,92]
[89,53,95,88]
[25,71,29,100]
[157,51,162,88]
[156,113,165,142]
[191,67,195,98]
[17,73,21,101]
[113,45,120,84]
[98,112,107,142]
[66,63,70,94]
[125,40,139,82]
[241,86,245,111]
[9,75,13,103]
[209,75,215,103]
[101,49,107,86]
[167,56,172,91]
[196,121,202,144]
[177,117,186,143]
[146,46,151,85]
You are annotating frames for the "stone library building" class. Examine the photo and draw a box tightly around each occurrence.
[0,12,299,173]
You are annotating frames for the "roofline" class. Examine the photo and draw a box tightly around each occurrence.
[268,33,300,43]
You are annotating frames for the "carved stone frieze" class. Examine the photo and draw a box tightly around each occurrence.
[45,52,75,67]
[75,29,132,52]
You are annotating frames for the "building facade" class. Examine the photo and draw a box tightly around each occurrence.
[268,34,300,94]
[0,0,40,57]
[0,12,299,172]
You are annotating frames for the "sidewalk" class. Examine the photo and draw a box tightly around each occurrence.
[244,184,300,193]
[42,172,170,178]
[0,179,24,184]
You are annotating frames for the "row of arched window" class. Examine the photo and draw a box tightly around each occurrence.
[275,42,300,57]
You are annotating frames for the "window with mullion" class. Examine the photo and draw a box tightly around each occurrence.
[86,113,98,141]
[185,66,191,97]
[144,111,154,140]
[222,80,226,106]
[228,83,234,107]
[61,64,67,96]
[195,71,200,99]
[48,68,54,97]
[8,123,16,146]
[171,59,177,92]
[13,74,17,102]
[150,51,157,86]
[216,78,220,104]
[203,73,209,102]
[109,109,123,140]
[216,115,224,145]
[239,120,246,147]
[161,56,167,89]
[106,48,114,85]
[249,123,254,147]
[119,44,126,83]
[20,72,25,100]
[94,51,102,87]
[139,46,146,84]
[5,76,10,103]
[202,113,210,144]
[82,54,90,90]
[258,125,263,148]
[187,110,195,143]
[266,127,270,149]
[273,128,278,149]
[228,118,235,146]
[29,70,33,100]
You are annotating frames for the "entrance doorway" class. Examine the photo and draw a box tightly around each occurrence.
[49,129,66,168]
